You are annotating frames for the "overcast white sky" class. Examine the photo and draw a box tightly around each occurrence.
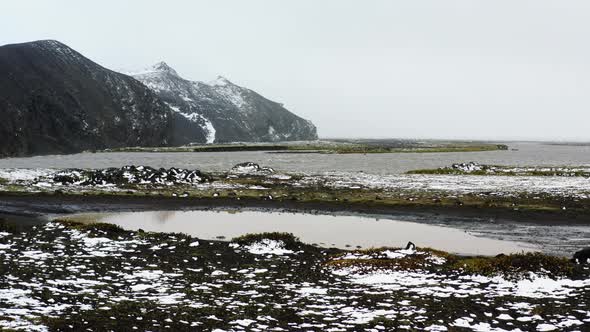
[2,1,590,140]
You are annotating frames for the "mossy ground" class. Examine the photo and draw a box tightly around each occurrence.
[453,252,575,278]
[408,166,590,177]
[99,142,507,154]
[3,160,588,224]
[326,247,580,279]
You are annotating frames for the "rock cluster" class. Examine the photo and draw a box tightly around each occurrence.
[230,162,275,175]
[52,166,209,186]
[451,162,485,172]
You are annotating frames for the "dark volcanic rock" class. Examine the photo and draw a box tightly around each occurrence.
[0,40,204,157]
[573,247,590,264]
[132,63,318,143]
[52,166,209,186]
[230,162,275,175]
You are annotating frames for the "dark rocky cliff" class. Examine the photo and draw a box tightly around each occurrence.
[0,40,203,157]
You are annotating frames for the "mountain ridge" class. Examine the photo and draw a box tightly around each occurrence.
[0,40,318,157]
[131,62,318,143]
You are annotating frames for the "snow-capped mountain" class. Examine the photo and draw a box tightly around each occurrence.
[0,40,317,157]
[131,62,318,143]
[0,40,202,157]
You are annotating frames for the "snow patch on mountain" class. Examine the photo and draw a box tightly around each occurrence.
[268,126,279,141]
[165,103,216,143]
[202,117,216,144]
[211,83,248,110]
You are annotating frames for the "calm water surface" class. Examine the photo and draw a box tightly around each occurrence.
[79,210,538,256]
[1,142,589,175]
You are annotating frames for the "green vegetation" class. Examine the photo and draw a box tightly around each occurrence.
[287,144,506,154]
[98,142,508,154]
[54,219,128,238]
[407,168,488,175]
[408,165,590,177]
[453,252,573,278]
[326,247,576,279]
[326,247,457,271]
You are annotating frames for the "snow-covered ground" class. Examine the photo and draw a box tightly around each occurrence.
[1,167,589,199]
[297,172,590,198]
[0,223,588,331]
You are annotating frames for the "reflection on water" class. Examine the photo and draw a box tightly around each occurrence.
[88,210,538,256]
[153,211,176,224]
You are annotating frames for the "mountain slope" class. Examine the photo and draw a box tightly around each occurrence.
[132,63,318,143]
[0,40,205,157]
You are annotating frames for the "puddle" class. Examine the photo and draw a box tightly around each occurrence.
[67,210,538,256]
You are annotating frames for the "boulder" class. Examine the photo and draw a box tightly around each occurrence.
[230,162,275,175]
[573,248,590,264]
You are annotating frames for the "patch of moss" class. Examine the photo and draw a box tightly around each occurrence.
[326,246,458,271]
[54,219,127,237]
[408,165,590,177]
[453,252,573,278]
[327,257,425,271]
[325,248,575,279]
[418,247,458,261]
[99,142,506,155]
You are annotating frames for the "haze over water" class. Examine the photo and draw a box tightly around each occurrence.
[1,142,589,175]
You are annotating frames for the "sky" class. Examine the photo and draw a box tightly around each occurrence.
[1,0,590,141]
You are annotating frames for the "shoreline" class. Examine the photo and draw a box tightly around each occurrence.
[1,192,588,225]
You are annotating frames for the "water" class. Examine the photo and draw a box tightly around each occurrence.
[0,142,588,175]
[76,210,538,256]
[6,141,589,256]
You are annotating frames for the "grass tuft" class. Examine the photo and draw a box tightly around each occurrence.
[325,247,575,279]
[326,246,456,271]
[453,252,573,278]
[54,219,127,237]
